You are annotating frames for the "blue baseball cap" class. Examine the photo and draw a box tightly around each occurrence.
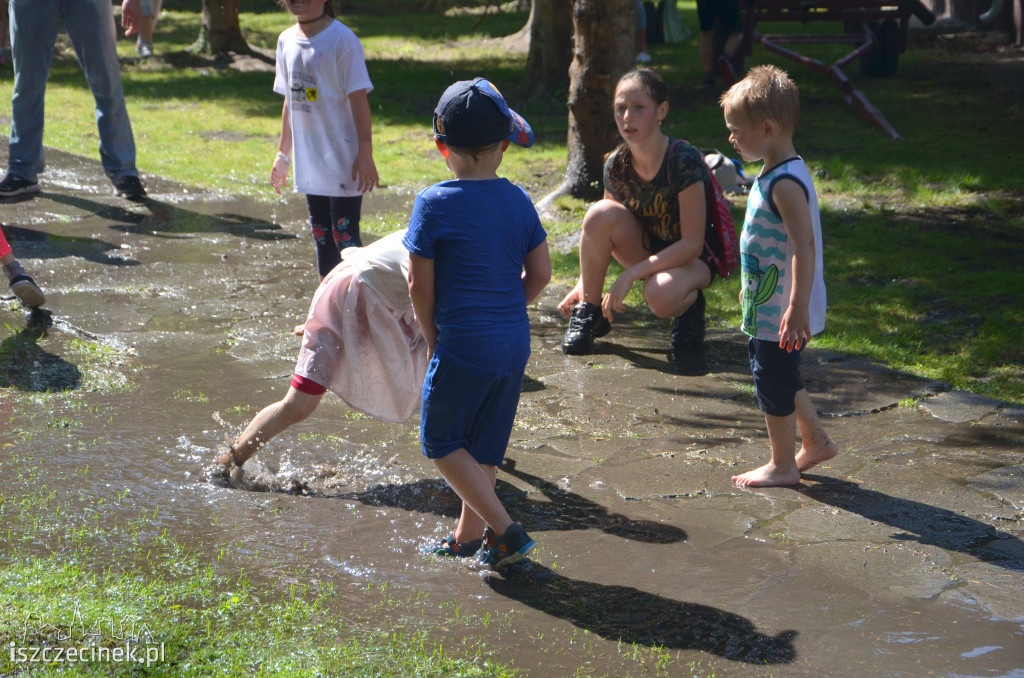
[433,77,534,149]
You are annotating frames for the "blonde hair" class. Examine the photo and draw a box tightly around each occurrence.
[720,65,800,136]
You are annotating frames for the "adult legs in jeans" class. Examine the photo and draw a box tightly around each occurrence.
[8,0,138,183]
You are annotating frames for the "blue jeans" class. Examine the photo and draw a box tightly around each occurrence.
[8,0,138,182]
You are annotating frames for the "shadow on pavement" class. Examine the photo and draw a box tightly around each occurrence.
[486,560,797,663]
[1,224,140,267]
[0,309,82,392]
[42,193,295,242]
[800,474,1024,572]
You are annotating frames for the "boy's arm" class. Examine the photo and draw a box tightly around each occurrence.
[407,253,438,356]
[348,89,379,194]
[774,178,815,352]
[271,101,292,195]
[522,240,552,306]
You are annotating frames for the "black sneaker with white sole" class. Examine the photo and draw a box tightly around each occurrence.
[113,175,147,201]
[0,173,41,198]
[561,301,611,355]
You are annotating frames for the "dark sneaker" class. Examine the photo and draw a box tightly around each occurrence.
[113,175,147,201]
[0,173,41,198]
[717,55,738,87]
[670,290,706,351]
[561,301,611,355]
[427,533,483,558]
[9,274,46,309]
[476,523,536,570]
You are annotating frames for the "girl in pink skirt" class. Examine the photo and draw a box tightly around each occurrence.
[217,230,426,470]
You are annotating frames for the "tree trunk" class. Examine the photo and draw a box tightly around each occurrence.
[538,0,635,207]
[191,0,250,55]
[519,0,573,98]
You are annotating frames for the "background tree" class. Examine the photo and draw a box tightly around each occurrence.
[538,0,635,207]
[505,0,573,99]
[191,0,250,55]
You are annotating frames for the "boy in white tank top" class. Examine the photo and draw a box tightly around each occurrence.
[720,66,839,487]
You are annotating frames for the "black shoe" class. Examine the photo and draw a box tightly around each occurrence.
[670,290,706,351]
[113,175,147,201]
[9,274,46,308]
[0,173,40,198]
[562,301,611,355]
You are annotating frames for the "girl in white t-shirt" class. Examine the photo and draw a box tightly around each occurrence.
[271,0,378,281]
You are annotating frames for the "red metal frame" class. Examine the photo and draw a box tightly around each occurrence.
[741,0,935,140]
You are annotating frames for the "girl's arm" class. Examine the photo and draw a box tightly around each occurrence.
[407,253,438,357]
[773,177,815,352]
[522,240,552,305]
[271,100,293,195]
[348,88,379,194]
[602,182,706,318]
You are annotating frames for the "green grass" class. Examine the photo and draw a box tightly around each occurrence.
[1,0,1022,404]
[0,451,520,677]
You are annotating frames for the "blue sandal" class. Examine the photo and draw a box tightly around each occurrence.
[429,533,483,558]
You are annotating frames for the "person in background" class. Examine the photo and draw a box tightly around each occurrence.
[636,0,652,63]
[135,0,162,58]
[0,0,147,201]
[697,0,744,89]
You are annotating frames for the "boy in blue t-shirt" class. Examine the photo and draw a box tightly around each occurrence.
[719,66,838,487]
[403,78,551,569]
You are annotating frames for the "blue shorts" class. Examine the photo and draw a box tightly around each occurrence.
[419,351,525,467]
[748,338,804,417]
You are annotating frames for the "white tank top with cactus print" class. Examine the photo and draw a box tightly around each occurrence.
[740,156,826,341]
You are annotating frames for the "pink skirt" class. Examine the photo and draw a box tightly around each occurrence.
[293,264,426,423]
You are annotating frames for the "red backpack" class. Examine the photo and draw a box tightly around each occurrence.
[671,140,740,279]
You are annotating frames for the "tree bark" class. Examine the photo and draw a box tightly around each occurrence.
[519,0,573,99]
[191,0,250,55]
[538,0,635,207]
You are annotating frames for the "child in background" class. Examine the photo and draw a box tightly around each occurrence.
[217,230,427,471]
[719,66,838,487]
[271,0,378,286]
[404,78,550,569]
[1,230,45,309]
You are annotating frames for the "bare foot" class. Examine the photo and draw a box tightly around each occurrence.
[795,438,838,472]
[292,323,305,336]
[732,463,802,487]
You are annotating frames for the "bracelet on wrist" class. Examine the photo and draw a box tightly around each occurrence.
[275,152,291,164]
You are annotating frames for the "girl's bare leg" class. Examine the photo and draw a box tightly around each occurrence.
[216,386,322,468]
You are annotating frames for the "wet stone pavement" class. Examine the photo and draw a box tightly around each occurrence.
[2,149,1023,677]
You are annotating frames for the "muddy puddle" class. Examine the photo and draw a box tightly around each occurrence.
[2,151,1023,676]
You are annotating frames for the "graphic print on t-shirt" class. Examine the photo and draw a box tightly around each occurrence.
[288,71,317,113]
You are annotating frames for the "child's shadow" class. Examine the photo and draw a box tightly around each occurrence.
[309,460,686,544]
[800,474,1024,572]
[485,560,797,664]
[0,310,82,392]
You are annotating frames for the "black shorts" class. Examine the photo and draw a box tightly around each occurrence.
[696,0,743,34]
[644,233,717,282]
[748,338,804,417]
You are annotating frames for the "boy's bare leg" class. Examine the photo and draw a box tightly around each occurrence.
[793,389,838,471]
[216,386,322,469]
[732,411,802,487]
[434,449,513,537]
[452,464,496,544]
